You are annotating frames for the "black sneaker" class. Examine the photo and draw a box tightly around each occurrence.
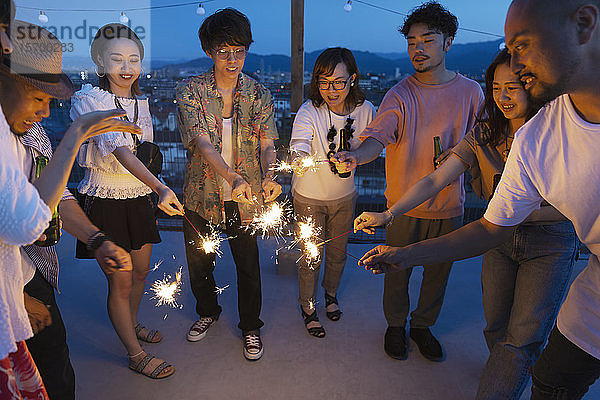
[384,326,407,360]
[409,327,444,362]
[242,330,263,361]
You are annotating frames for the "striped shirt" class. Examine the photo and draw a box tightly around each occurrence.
[20,123,75,289]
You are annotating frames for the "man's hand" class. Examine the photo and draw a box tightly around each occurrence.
[71,109,142,142]
[95,240,133,275]
[358,245,410,274]
[157,186,185,216]
[24,292,52,334]
[330,151,358,173]
[262,178,282,203]
[354,211,392,234]
[232,177,253,204]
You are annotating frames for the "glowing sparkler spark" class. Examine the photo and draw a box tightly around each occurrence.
[247,200,292,241]
[215,284,230,295]
[150,267,183,308]
[289,216,322,264]
[271,154,322,176]
[271,160,294,173]
[197,224,226,257]
[304,241,320,263]
[308,298,316,311]
[151,258,164,272]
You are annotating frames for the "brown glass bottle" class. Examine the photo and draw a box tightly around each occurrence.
[33,156,61,247]
[337,126,352,178]
[433,136,443,169]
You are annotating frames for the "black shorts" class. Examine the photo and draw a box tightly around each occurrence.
[76,194,161,258]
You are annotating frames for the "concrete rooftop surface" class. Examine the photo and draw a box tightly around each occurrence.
[52,231,600,400]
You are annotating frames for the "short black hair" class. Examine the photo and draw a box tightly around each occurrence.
[400,1,458,38]
[198,8,253,53]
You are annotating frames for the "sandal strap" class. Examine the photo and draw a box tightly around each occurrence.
[150,361,170,378]
[324,292,338,306]
[134,323,143,335]
[132,354,154,373]
[301,309,319,324]
[307,326,326,337]
[147,329,159,341]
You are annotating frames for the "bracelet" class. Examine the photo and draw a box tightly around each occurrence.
[384,210,395,228]
[86,230,111,252]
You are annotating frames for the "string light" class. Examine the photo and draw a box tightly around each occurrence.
[38,10,48,24]
[344,1,352,12]
[196,3,206,16]
[119,11,129,24]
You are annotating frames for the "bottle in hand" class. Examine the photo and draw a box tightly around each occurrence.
[433,136,443,169]
[33,156,61,247]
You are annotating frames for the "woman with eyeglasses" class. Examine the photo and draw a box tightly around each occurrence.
[290,47,375,338]
[355,49,577,399]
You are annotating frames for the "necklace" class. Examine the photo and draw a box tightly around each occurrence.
[114,95,140,146]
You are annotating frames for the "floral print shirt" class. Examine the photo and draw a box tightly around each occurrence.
[176,68,278,223]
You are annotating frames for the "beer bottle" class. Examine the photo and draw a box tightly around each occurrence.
[337,126,351,179]
[34,155,61,247]
[433,136,443,169]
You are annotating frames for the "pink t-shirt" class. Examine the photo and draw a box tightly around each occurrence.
[360,74,483,219]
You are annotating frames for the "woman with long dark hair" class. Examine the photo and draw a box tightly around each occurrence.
[290,47,375,338]
[355,49,578,399]
[70,24,183,379]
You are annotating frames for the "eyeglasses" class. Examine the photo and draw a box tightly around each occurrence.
[214,48,247,61]
[318,76,352,91]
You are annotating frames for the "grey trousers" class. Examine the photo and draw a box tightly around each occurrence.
[294,196,355,309]
[384,214,462,328]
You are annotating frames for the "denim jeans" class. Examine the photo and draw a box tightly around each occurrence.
[530,326,600,399]
[476,221,577,400]
[293,196,355,309]
[183,202,264,332]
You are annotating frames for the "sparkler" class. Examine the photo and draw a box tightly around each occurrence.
[288,215,322,264]
[215,284,230,295]
[150,267,183,308]
[197,223,226,257]
[246,200,292,241]
[151,258,164,272]
[270,154,327,176]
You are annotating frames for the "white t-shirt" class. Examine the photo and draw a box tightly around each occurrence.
[221,117,233,201]
[484,94,600,359]
[290,100,376,202]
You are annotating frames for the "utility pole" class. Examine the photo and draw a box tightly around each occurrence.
[291,0,304,113]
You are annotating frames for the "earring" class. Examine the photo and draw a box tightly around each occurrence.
[350,82,355,87]
[95,66,105,78]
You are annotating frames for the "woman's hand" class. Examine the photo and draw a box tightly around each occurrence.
[354,211,392,234]
[70,109,142,142]
[157,186,184,216]
[358,245,410,274]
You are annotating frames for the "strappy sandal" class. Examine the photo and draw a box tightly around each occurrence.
[129,352,175,379]
[135,323,162,343]
[301,307,326,338]
[325,292,342,321]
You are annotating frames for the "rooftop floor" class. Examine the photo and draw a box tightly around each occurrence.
[53,231,599,399]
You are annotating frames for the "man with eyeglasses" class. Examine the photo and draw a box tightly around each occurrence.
[176,8,280,361]
[332,2,483,362]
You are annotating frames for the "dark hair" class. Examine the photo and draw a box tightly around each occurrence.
[198,8,253,53]
[308,47,365,110]
[90,23,144,96]
[0,0,14,26]
[477,48,538,147]
[400,1,458,38]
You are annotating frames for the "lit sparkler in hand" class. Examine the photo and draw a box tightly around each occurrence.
[289,216,322,264]
[150,267,183,308]
[271,154,324,176]
[247,200,292,241]
[197,224,226,257]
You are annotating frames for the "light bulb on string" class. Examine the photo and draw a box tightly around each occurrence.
[344,1,352,12]
[119,12,129,24]
[38,11,48,24]
[196,3,206,16]
[498,42,506,50]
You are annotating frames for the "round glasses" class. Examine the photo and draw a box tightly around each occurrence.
[318,76,352,91]
[214,48,247,61]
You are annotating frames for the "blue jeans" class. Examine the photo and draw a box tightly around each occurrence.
[476,221,578,400]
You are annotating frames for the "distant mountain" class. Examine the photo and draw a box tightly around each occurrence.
[158,38,505,77]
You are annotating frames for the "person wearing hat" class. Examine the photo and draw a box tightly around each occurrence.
[0,14,140,399]
[70,23,183,379]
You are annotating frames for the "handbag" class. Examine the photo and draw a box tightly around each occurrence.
[114,96,163,177]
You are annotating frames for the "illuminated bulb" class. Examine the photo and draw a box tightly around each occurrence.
[344,1,352,12]
[120,12,129,24]
[38,11,48,24]
[499,42,506,50]
[196,3,206,16]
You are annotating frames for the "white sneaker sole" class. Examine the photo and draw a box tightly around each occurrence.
[187,330,207,342]
[243,347,263,360]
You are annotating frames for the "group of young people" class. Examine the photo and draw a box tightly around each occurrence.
[1,0,600,399]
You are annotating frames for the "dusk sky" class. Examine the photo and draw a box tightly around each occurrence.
[15,0,512,65]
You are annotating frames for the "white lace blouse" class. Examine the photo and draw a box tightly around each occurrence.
[70,84,154,199]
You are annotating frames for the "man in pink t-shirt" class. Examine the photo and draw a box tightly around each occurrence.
[333,2,483,361]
